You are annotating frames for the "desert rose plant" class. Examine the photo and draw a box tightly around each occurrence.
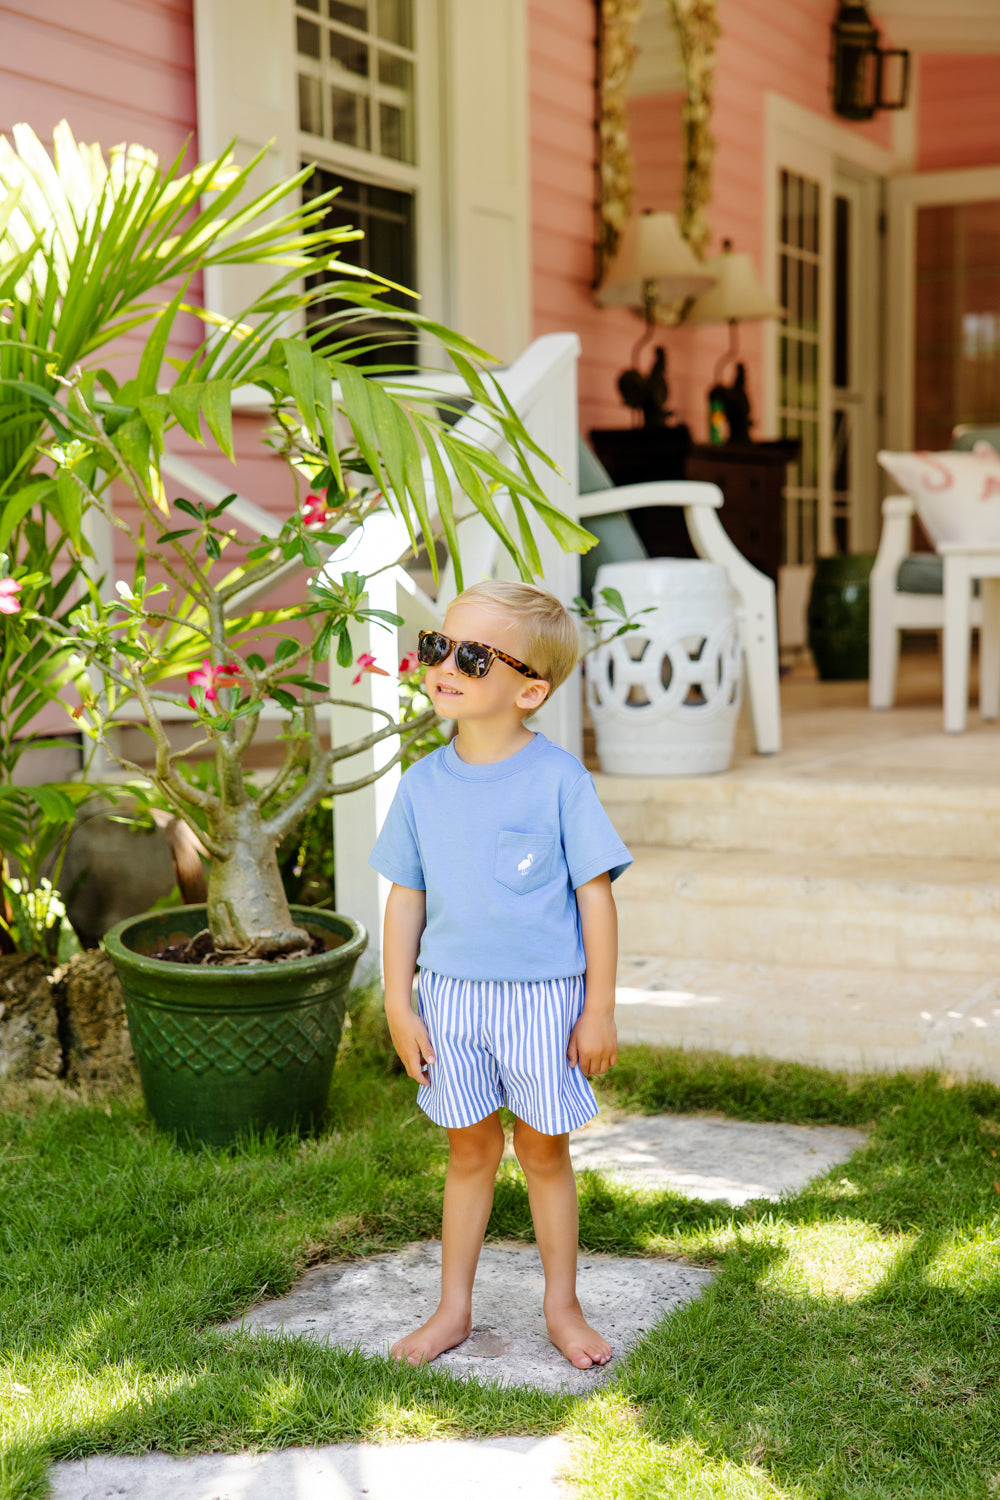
[6,131,595,962]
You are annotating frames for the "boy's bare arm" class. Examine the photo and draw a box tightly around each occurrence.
[569,872,618,1076]
[383,882,435,1084]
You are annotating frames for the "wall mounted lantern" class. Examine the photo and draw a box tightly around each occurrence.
[830,1,910,121]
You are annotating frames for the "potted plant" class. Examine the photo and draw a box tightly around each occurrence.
[7,127,593,1145]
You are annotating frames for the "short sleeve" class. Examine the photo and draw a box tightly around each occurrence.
[369,781,426,890]
[560,773,633,888]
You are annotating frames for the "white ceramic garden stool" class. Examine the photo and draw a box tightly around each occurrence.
[586,559,743,775]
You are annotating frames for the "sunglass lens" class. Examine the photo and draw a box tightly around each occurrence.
[455,641,492,678]
[417,632,449,666]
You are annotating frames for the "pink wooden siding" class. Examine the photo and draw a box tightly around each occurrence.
[916,53,1000,173]
[529,0,892,443]
[0,0,197,160]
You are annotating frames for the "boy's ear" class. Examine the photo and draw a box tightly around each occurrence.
[516,677,551,712]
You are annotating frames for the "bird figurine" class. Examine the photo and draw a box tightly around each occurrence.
[617,345,670,428]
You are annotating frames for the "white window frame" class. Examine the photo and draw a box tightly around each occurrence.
[763,94,894,560]
[294,0,450,341]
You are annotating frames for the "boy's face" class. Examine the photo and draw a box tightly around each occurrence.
[425,601,550,724]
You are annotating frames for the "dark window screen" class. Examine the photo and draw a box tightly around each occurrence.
[302,163,418,368]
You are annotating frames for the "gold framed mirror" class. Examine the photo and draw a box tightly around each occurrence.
[596,0,720,287]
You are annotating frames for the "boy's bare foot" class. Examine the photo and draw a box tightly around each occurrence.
[390,1308,472,1366]
[545,1304,612,1369]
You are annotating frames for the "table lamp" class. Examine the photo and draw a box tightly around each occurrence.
[682,239,785,443]
[596,210,715,428]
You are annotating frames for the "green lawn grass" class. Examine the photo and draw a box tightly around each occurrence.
[3,1000,1000,1500]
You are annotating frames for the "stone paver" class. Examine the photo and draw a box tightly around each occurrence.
[49,1436,573,1500]
[219,1240,716,1393]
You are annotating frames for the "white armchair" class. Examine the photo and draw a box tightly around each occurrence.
[869,494,982,710]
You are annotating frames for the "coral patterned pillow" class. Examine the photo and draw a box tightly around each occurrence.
[878,447,1000,547]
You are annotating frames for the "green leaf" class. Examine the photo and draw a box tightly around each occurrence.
[311,619,334,663]
[168,384,205,444]
[270,687,298,712]
[0,480,56,554]
[247,653,266,672]
[173,497,203,519]
[200,380,234,460]
[336,629,353,668]
[204,533,221,561]
[274,637,301,664]
[114,415,151,474]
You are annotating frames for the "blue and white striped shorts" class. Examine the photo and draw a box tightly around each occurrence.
[415,968,598,1136]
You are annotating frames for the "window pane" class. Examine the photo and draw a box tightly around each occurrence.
[298,0,320,11]
[331,87,370,149]
[330,28,369,75]
[377,0,412,48]
[379,50,412,90]
[328,0,366,26]
[379,102,413,163]
[297,17,321,59]
[298,73,323,135]
[302,164,418,367]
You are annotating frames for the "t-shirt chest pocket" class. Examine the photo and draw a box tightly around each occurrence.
[494,830,557,895]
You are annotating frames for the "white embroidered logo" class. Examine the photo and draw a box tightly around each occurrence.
[517,853,534,875]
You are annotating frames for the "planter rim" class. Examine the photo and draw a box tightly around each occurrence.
[103,904,367,986]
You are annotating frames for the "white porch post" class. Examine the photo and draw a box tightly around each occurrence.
[500,334,584,759]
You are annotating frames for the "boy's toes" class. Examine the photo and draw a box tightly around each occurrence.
[546,1309,613,1370]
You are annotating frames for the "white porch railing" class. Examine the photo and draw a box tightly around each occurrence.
[90,331,780,972]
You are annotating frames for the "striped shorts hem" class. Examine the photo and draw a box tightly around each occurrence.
[415,969,598,1136]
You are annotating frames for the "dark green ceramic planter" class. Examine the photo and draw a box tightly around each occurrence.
[104,905,367,1148]
[807,553,876,681]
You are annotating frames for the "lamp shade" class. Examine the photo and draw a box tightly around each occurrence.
[683,244,785,325]
[596,211,715,313]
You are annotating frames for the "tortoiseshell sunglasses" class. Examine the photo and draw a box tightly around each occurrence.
[417,629,541,681]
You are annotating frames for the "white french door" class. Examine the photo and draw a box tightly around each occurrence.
[886,166,1000,451]
[765,99,890,567]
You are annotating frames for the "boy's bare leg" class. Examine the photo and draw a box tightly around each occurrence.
[512,1117,612,1369]
[391,1111,505,1366]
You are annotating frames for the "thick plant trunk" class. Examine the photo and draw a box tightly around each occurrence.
[206,805,310,958]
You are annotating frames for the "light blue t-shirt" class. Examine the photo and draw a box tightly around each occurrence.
[369,731,632,982]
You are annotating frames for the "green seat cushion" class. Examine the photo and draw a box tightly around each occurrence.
[895,554,979,596]
[577,439,648,603]
[896,554,943,594]
[952,426,1000,453]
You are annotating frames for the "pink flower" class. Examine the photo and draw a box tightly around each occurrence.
[0,577,22,616]
[398,651,419,675]
[187,659,240,710]
[302,493,328,527]
[352,651,391,686]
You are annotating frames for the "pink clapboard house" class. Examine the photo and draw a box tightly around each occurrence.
[2,0,999,649]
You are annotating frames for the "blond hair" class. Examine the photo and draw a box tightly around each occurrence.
[450,580,580,694]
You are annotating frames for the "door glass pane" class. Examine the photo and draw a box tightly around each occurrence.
[914,200,1000,449]
[778,169,823,564]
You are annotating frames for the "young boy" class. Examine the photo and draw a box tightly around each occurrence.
[369,581,632,1370]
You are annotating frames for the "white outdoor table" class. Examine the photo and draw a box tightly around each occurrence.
[940,542,1000,733]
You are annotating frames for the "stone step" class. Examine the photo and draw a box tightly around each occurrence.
[595,772,1000,862]
[615,848,1000,974]
[614,953,1000,1080]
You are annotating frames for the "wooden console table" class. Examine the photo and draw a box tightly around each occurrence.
[589,428,799,584]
